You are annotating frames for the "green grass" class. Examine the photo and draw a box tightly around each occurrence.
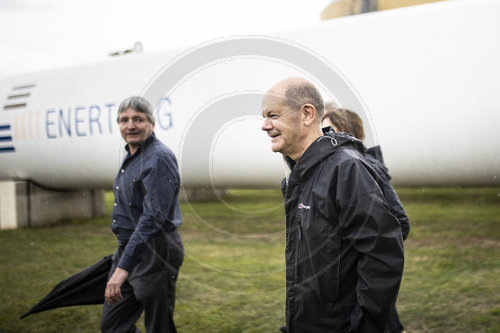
[0,187,499,332]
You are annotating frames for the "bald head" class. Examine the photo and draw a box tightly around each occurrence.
[265,77,324,120]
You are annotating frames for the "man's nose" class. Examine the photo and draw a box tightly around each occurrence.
[261,118,272,131]
[126,119,136,128]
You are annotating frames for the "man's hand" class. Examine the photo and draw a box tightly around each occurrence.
[105,267,129,305]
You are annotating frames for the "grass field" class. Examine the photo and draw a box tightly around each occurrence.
[0,187,499,332]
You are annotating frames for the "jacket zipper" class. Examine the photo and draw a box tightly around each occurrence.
[292,214,302,331]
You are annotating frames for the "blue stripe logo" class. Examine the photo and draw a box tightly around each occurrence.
[0,124,15,153]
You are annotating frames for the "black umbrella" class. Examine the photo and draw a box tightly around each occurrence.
[20,255,112,319]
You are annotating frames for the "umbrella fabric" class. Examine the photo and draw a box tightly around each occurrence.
[20,255,112,319]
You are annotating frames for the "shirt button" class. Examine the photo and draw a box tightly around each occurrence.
[116,186,120,190]
[114,202,117,207]
[112,219,116,223]
[121,169,125,174]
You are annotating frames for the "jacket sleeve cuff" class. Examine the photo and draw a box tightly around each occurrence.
[117,253,139,273]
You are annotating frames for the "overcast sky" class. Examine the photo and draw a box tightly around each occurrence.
[0,0,332,77]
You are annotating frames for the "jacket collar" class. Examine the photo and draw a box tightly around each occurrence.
[365,145,384,164]
[285,127,364,180]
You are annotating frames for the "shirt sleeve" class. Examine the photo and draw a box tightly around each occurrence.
[337,159,404,332]
[118,151,180,272]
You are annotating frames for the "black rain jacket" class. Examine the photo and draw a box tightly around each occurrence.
[364,145,410,240]
[281,132,404,333]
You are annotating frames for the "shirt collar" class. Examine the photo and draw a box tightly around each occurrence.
[125,132,156,155]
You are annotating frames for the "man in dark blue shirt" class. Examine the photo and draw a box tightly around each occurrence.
[101,96,184,333]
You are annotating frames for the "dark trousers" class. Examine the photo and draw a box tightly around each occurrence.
[101,230,184,333]
[388,305,404,333]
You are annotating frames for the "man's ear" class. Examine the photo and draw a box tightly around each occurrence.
[301,104,317,126]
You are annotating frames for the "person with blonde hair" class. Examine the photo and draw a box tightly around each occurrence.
[323,105,410,333]
[322,105,410,240]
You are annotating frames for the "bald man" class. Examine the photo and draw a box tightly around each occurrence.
[261,78,404,333]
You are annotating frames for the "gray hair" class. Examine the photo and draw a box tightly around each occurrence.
[116,96,155,124]
[284,81,324,118]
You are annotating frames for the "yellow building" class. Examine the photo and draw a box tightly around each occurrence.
[321,0,447,19]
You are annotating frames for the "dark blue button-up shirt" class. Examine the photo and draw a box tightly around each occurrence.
[111,133,182,272]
